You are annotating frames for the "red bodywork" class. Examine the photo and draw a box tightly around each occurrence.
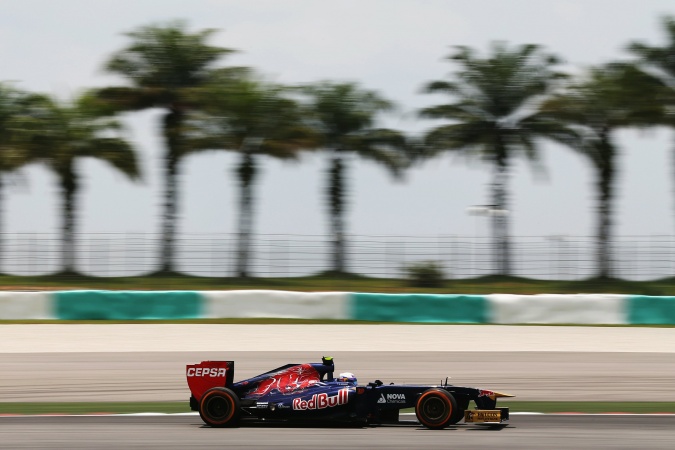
[246,363,321,397]
[186,361,233,400]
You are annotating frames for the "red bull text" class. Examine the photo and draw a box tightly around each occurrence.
[292,389,349,410]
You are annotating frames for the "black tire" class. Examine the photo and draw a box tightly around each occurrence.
[199,387,241,427]
[448,407,465,425]
[415,388,458,430]
[448,398,469,425]
[448,396,469,425]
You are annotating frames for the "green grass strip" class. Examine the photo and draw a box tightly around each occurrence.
[2,273,675,296]
[2,401,675,415]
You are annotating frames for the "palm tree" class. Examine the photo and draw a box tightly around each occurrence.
[300,82,408,274]
[99,21,236,274]
[628,16,675,239]
[23,93,140,274]
[542,64,663,278]
[0,83,45,270]
[189,76,316,277]
[419,43,575,276]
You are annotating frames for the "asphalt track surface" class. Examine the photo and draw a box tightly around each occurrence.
[3,351,675,402]
[2,325,675,448]
[1,415,674,449]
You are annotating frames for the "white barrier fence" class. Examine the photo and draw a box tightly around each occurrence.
[202,290,350,320]
[0,291,672,325]
[0,292,52,320]
[487,294,626,324]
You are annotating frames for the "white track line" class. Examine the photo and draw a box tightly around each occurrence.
[1,412,674,418]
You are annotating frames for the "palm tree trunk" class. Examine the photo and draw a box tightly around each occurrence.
[491,169,511,275]
[672,134,675,275]
[491,141,511,276]
[0,176,4,274]
[236,151,257,278]
[596,132,615,278]
[59,167,78,273]
[327,152,347,274]
[159,109,183,274]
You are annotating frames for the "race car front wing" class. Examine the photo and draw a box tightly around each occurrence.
[464,407,510,423]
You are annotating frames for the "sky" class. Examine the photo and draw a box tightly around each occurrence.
[2,0,674,244]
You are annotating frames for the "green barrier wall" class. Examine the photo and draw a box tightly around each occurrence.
[351,293,488,323]
[628,295,675,325]
[55,290,202,320]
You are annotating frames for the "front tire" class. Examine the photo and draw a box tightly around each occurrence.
[415,388,458,429]
[199,387,241,427]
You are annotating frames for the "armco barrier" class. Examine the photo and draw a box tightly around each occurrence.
[628,295,675,325]
[202,290,350,319]
[351,293,488,323]
[55,291,202,320]
[487,294,626,324]
[0,291,673,324]
[0,292,52,320]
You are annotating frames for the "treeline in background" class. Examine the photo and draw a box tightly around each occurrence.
[2,17,675,286]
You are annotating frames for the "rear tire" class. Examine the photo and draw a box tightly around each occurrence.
[415,388,458,429]
[199,387,241,427]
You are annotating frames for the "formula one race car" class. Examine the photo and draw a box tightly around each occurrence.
[187,357,513,429]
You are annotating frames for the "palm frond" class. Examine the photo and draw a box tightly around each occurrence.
[423,122,492,152]
[627,15,675,76]
[20,93,140,182]
[96,86,164,111]
[82,138,141,180]
[105,21,235,89]
[335,129,407,177]
[422,80,460,94]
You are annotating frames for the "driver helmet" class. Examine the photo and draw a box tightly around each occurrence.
[337,372,357,385]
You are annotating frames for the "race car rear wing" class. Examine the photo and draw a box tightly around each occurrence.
[186,361,235,400]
